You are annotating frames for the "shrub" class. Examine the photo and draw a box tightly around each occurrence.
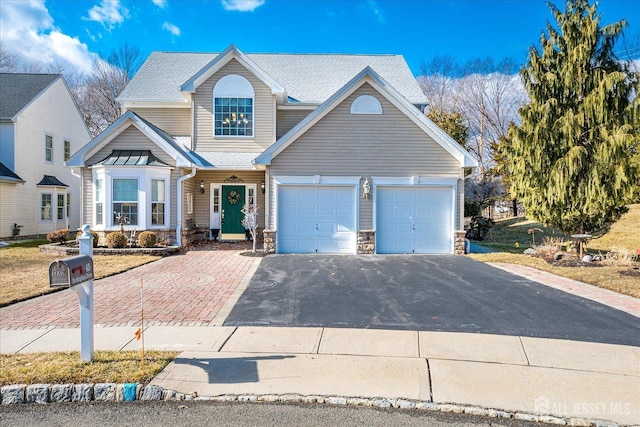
[47,229,70,244]
[464,200,482,218]
[602,246,638,267]
[106,231,127,248]
[533,236,565,257]
[137,231,157,248]
[465,216,494,241]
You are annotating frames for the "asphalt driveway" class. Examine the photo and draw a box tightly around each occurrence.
[224,255,640,346]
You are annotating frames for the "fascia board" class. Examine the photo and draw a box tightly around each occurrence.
[12,75,62,122]
[181,46,285,96]
[121,101,191,109]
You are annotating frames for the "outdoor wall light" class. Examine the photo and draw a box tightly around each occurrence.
[362,178,371,199]
[200,180,205,193]
[260,180,265,194]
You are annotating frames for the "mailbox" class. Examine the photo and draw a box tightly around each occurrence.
[49,255,94,288]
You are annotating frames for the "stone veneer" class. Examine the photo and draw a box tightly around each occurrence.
[263,230,276,254]
[454,231,466,255]
[357,230,375,254]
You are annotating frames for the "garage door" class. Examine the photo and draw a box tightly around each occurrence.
[376,186,453,254]
[278,186,356,254]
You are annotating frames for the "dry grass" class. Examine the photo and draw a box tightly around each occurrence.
[468,252,640,298]
[0,351,178,386]
[469,204,640,298]
[0,240,161,306]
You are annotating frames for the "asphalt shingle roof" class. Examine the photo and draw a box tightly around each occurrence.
[0,162,23,182]
[0,74,59,119]
[118,52,427,105]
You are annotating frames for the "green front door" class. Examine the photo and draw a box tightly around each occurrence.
[221,185,245,234]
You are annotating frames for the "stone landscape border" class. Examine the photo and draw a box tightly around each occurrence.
[0,384,626,427]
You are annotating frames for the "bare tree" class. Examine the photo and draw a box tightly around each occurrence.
[0,42,18,72]
[418,55,460,114]
[77,43,143,136]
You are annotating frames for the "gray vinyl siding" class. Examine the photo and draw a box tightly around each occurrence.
[191,170,266,228]
[128,107,191,136]
[193,59,276,152]
[268,83,462,230]
[276,109,312,139]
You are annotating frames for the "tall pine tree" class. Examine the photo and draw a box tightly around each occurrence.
[506,0,639,234]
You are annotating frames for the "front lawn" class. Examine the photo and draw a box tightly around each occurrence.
[469,204,640,298]
[0,351,178,386]
[0,240,162,306]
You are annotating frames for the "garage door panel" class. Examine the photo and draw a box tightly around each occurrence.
[278,186,356,254]
[377,187,453,254]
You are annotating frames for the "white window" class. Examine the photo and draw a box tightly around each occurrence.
[95,178,103,225]
[151,179,165,225]
[350,95,382,115]
[66,193,71,219]
[45,135,53,162]
[93,167,171,230]
[113,178,138,226]
[57,194,65,220]
[213,74,254,137]
[64,140,71,161]
[41,193,52,221]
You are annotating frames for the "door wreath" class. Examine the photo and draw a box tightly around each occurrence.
[227,190,241,205]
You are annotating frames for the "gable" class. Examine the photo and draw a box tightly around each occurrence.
[270,84,459,176]
[87,126,177,167]
[256,68,477,169]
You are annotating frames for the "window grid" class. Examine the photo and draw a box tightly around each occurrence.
[95,179,103,225]
[64,141,71,161]
[41,194,52,220]
[113,179,138,226]
[151,179,165,225]
[57,194,65,220]
[45,135,53,162]
[66,194,71,218]
[214,98,253,136]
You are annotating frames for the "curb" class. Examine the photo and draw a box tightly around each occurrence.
[1,384,633,426]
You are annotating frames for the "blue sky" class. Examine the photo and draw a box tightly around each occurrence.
[1,0,638,76]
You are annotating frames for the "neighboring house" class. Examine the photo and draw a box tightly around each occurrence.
[67,46,477,254]
[0,74,91,239]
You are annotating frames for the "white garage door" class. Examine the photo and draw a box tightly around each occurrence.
[376,186,453,254]
[278,186,357,254]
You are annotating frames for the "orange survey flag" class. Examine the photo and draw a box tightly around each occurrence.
[134,328,142,340]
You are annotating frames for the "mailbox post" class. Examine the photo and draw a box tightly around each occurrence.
[49,224,95,362]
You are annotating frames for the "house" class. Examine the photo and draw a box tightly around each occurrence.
[0,74,91,239]
[67,46,477,254]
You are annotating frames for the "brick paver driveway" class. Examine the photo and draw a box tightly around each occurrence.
[0,245,261,329]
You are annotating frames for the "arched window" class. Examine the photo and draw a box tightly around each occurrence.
[350,95,382,115]
[213,74,254,136]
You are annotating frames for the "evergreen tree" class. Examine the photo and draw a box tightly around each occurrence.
[506,0,639,234]
[426,109,468,148]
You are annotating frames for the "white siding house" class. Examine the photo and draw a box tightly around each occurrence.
[0,74,91,239]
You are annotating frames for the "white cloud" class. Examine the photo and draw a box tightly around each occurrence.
[85,0,129,30]
[367,0,384,23]
[162,21,181,36]
[152,0,167,8]
[0,0,95,74]
[221,0,265,12]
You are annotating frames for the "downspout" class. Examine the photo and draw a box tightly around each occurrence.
[71,167,83,230]
[176,167,197,247]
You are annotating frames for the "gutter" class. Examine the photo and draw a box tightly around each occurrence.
[176,167,197,247]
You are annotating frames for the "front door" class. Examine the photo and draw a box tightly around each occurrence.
[221,185,246,239]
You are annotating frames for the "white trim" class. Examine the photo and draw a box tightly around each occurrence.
[272,175,361,186]
[371,176,459,186]
[209,183,257,231]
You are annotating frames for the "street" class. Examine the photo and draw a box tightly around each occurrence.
[0,401,542,427]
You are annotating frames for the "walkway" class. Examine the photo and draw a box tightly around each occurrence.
[0,245,261,329]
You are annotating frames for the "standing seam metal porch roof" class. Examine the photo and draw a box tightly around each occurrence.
[118,52,427,105]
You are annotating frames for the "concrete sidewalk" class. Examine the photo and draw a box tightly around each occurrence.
[1,325,639,424]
